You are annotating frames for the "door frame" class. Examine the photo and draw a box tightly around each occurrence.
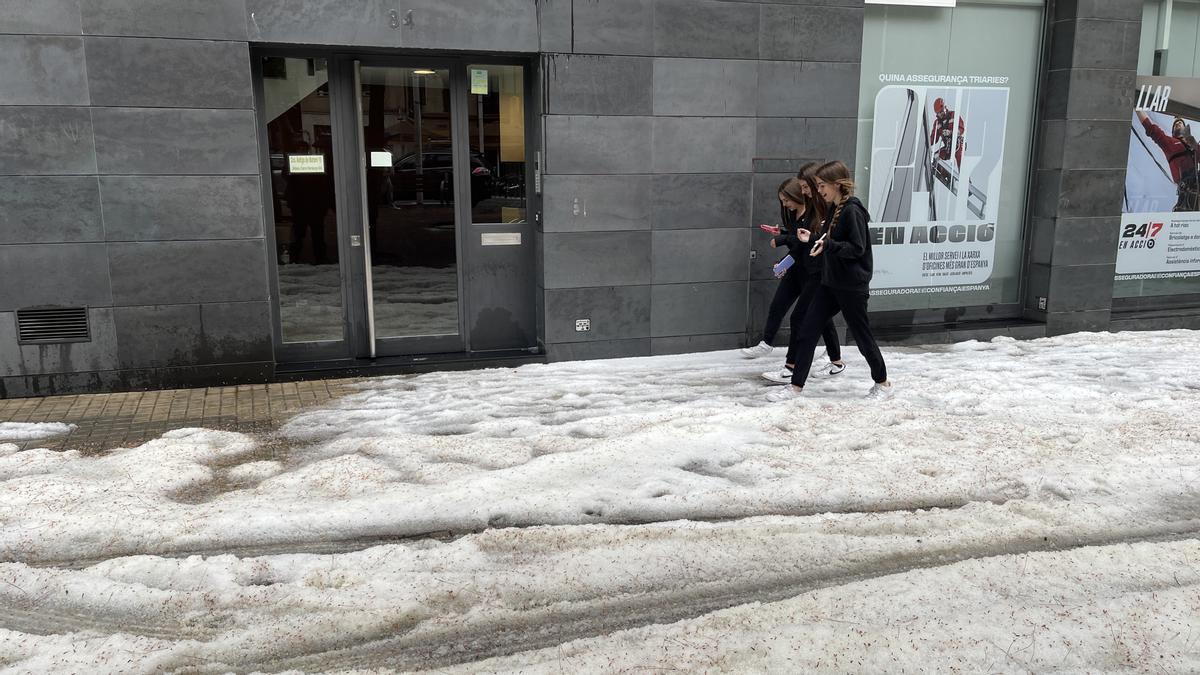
[253,48,537,364]
[340,55,467,359]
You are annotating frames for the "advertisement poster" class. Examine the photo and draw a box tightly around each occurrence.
[1120,76,1200,280]
[868,79,1010,290]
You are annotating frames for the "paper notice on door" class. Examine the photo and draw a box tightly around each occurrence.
[288,154,325,174]
[369,151,392,168]
[471,69,489,95]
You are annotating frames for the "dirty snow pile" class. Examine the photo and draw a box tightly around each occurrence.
[0,330,1198,673]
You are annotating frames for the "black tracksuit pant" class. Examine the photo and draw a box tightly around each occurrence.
[790,285,887,387]
[763,273,841,366]
[786,276,841,365]
[761,269,803,345]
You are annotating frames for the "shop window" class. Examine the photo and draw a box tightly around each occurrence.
[855,0,1044,311]
[1117,1,1200,300]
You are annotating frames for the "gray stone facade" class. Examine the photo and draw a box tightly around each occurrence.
[0,0,1190,397]
[537,0,863,360]
[0,1,270,398]
[1026,0,1143,335]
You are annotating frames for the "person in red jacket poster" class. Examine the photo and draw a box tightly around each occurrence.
[930,97,965,168]
[1135,109,1200,212]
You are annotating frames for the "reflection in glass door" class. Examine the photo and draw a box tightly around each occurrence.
[261,56,344,344]
[467,64,526,224]
[357,65,461,346]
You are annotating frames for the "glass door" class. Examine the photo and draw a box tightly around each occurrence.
[353,61,465,357]
[259,55,350,361]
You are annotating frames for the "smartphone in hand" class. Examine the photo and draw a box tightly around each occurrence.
[773,255,795,278]
[809,233,827,257]
[758,223,781,236]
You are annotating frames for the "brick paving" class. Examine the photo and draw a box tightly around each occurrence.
[0,379,362,453]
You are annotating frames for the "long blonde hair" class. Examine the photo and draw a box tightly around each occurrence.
[815,161,855,230]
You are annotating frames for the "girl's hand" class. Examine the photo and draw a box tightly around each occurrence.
[769,239,777,248]
[796,228,812,243]
[758,223,781,236]
[809,236,826,257]
[775,268,787,279]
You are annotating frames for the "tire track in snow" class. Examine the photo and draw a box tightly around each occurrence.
[0,599,222,641]
[216,523,1200,673]
[21,494,1012,571]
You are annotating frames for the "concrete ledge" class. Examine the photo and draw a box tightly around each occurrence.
[1,362,274,399]
[1110,308,1200,332]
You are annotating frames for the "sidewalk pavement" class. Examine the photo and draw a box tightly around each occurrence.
[0,379,362,453]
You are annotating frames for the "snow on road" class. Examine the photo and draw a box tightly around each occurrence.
[0,330,1198,672]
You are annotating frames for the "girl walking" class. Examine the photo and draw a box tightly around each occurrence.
[741,171,813,358]
[759,171,844,383]
[768,160,893,401]
[742,167,842,375]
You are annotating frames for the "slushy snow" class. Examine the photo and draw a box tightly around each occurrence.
[0,330,1198,673]
[0,422,74,442]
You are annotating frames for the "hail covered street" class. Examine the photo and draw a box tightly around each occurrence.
[1,330,1198,673]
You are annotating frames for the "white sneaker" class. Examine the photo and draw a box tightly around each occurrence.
[865,382,895,401]
[740,341,773,359]
[766,386,805,402]
[760,367,794,385]
[810,362,846,378]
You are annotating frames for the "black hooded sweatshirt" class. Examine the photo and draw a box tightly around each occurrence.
[771,208,829,278]
[772,203,801,251]
[819,196,873,291]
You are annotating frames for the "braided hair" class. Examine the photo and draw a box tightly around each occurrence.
[815,160,855,232]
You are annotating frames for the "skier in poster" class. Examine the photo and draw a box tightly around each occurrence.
[930,98,965,168]
[1135,110,1200,212]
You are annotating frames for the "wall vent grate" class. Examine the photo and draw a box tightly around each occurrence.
[16,307,91,345]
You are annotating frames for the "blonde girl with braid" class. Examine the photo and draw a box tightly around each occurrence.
[767,160,893,401]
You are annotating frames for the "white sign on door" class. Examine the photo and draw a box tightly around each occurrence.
[288,154,325,174]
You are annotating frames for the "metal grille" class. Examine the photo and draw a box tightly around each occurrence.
[16,307,91,344]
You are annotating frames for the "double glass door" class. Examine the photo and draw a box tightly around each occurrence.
[258,54,527,361]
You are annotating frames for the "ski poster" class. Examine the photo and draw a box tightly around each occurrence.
[867,80,1010,290]
[1120,76,1200,280]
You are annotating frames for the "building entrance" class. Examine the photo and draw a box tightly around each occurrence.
[256,53,536,365]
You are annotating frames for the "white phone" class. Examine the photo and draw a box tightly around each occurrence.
[810,233,827,256]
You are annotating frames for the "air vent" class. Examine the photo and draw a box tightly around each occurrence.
[16,307,90,344]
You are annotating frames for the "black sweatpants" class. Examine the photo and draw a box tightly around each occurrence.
[786,276,842,365]
[761,270,804,345]
[790,285,887,387]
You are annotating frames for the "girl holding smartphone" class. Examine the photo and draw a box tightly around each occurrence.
[760,169,844,383]
[741,166,816,359]
[768,160,893,401]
